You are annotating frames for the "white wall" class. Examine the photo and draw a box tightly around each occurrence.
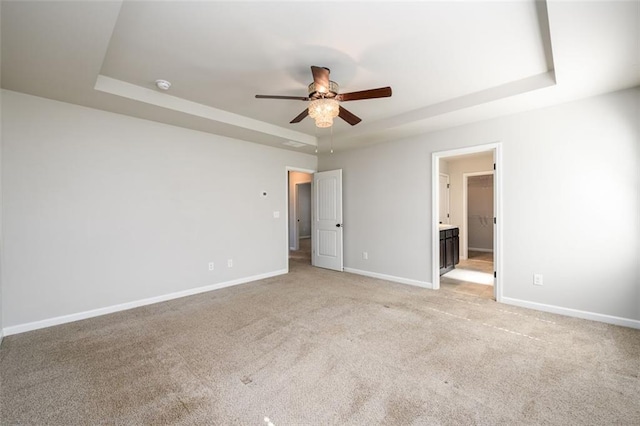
[321,142,432,283]
[320,88,640,326]
[1,90,317,331]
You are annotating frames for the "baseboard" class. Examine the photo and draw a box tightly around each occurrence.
[2,269,288,337]
[344,267,433,289]
[468,247,494,253]
[501,297,640,330]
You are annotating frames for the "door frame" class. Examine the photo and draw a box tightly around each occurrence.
[462,171,494,260]
[286,167,316,272]
[431,143,503,302]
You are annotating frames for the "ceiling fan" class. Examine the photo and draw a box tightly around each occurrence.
[255,66,392,128]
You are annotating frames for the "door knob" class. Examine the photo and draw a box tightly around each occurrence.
[336,224,342,228]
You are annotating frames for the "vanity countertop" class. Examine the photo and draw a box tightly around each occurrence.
[439,224,459,231]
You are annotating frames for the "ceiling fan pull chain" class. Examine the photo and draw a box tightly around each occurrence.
[330,125,334,154]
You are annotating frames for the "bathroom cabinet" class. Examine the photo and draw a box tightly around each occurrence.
[439,226,459,275]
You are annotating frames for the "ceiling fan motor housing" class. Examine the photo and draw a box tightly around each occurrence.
[308,81,339,99]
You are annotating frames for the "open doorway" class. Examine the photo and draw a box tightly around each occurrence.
[432,144,502,301]
[465,172,494,260]
[441,171,495,298]
[288,170,313,266]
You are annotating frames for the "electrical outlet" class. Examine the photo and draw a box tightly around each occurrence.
[227,259,233,268]
[362,251,368,260]
[533,274,543,286]
[208,262,214,271]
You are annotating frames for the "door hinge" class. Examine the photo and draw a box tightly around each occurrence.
[493,163,496,170]
[494,271,497,278]
[447,213,450,218]
[493,217,496,224]
[447,183,450,189]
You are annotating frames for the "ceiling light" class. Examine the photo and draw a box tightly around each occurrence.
[155,79,171,90]
[308,98,340,128]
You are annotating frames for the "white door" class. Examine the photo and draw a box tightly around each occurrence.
[312,170,343,271]
[492,155,497,300]
[439,173,450,224]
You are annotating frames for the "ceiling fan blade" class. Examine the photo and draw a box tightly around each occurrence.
[311,66,331,93]
[336,87,392,102]
[338,106,362,126]
[290,109,309,124]
[255,94,309,101]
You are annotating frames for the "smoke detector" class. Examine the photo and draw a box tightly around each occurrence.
[155,79,171,90]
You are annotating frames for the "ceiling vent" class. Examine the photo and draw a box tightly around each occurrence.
[282,141,307,148]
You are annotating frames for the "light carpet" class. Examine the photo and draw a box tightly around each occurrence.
[1,258,639,425]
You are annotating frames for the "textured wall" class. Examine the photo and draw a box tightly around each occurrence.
[320,88,640,323]
[2,91,317,328]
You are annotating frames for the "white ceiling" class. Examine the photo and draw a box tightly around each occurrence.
[2,1,639,154]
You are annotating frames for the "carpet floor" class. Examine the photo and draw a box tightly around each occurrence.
[1,258,639,425]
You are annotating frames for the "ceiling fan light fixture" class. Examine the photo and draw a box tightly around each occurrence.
[255,65,390,127]
[308,98,339,128]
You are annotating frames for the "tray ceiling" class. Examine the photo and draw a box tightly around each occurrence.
[2,1,638,154]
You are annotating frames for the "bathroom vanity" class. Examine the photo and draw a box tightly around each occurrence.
[439,224,459,275]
